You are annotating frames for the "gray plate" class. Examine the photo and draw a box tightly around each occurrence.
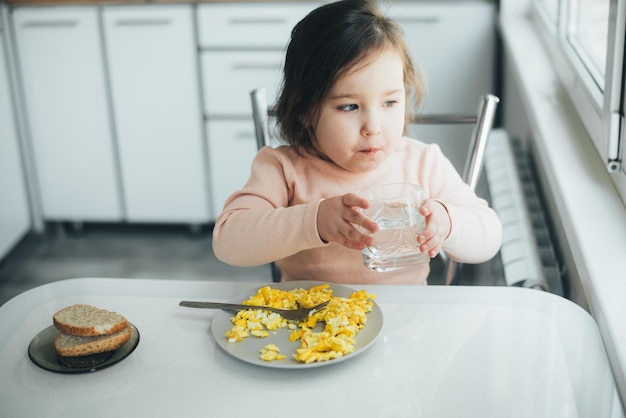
[211,281,383,369]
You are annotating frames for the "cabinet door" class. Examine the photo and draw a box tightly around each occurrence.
[388,2,495,172]
[13,7,121,221]
[207,120,258,217]
[103,5,209,222]
[0,16,30,259]
[388,2,495,114]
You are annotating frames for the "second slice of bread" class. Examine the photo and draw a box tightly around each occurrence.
[53,304,128,337]
[54,324,133,357]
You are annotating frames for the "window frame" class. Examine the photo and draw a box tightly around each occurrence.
[532,0,624,174]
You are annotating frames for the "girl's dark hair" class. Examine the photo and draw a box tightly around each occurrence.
[274,0,425,155]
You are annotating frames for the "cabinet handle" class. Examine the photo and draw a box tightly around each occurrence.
[236,131,255,140]
[231,63,282,71]
[114,19,172,27]
[22,20,79,28]
[394,16,441,24]
[228,17,286,25]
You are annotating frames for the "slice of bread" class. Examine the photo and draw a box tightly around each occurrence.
[53,304,128,337]
[54,324,132,357]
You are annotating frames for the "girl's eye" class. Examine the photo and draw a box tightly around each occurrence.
[338,104,358,112]
[384,100,399,107]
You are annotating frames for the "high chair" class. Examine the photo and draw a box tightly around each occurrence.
[250,88,499,284]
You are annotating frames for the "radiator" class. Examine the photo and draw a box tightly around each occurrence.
[482,130,563,295]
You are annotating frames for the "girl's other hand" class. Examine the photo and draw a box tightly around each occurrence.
[417,199,451,258]
[317,193,379,250]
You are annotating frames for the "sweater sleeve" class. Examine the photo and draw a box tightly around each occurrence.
[440,201,502,263]
[212,202,327,267]
[422,144,502,264]
[212,148,327,267]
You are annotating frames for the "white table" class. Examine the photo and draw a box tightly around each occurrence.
[0,278,623,418]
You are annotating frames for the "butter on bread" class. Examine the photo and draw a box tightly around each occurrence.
[54,325,132,357]
[53,304,128,337]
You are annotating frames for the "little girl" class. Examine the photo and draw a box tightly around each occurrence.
[212,0,502,285]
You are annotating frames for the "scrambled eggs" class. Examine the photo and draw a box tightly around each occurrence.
[225,284,375,364]
[259,344,286,361]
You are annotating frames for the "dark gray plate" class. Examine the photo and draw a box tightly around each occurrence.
[28,323,139,374]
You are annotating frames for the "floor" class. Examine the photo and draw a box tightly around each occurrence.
[0,223,273,307]
[0,222,456,308]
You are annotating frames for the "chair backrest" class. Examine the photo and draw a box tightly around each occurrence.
[250,88,272,150]
[250,88,500,284]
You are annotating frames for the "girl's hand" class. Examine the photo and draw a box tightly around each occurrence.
[417,199,451,258]
[317,193,379,250]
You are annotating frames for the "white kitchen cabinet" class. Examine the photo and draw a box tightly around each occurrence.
[197,3,317,217]
[206,120,259,215]
[0,9,29,260]
[388,2,495,114]
[103,5,209,222]
[388,1,496,172]
[201,50,285,117]
[197,3,315,49]
[12,7,122,221]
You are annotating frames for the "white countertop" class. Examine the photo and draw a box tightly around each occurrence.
[0,278,622,417]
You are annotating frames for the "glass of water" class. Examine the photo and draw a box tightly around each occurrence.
[357,183,428,272]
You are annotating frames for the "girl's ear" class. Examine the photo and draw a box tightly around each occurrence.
[299,115,310,129]
[300,105,322,130]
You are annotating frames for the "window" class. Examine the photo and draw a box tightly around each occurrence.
[536,0,560,26]
[533,0,624,175]
[567,0,610,90]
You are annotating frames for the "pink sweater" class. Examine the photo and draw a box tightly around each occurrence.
[212,137,502,285]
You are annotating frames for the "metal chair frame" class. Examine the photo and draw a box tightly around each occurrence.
[250,88,499,284]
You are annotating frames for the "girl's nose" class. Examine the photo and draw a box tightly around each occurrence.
[361,110,381,137]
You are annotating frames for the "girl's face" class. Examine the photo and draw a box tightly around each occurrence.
[312,49,406,173]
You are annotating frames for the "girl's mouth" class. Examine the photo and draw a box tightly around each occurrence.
[360,148,379,156]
